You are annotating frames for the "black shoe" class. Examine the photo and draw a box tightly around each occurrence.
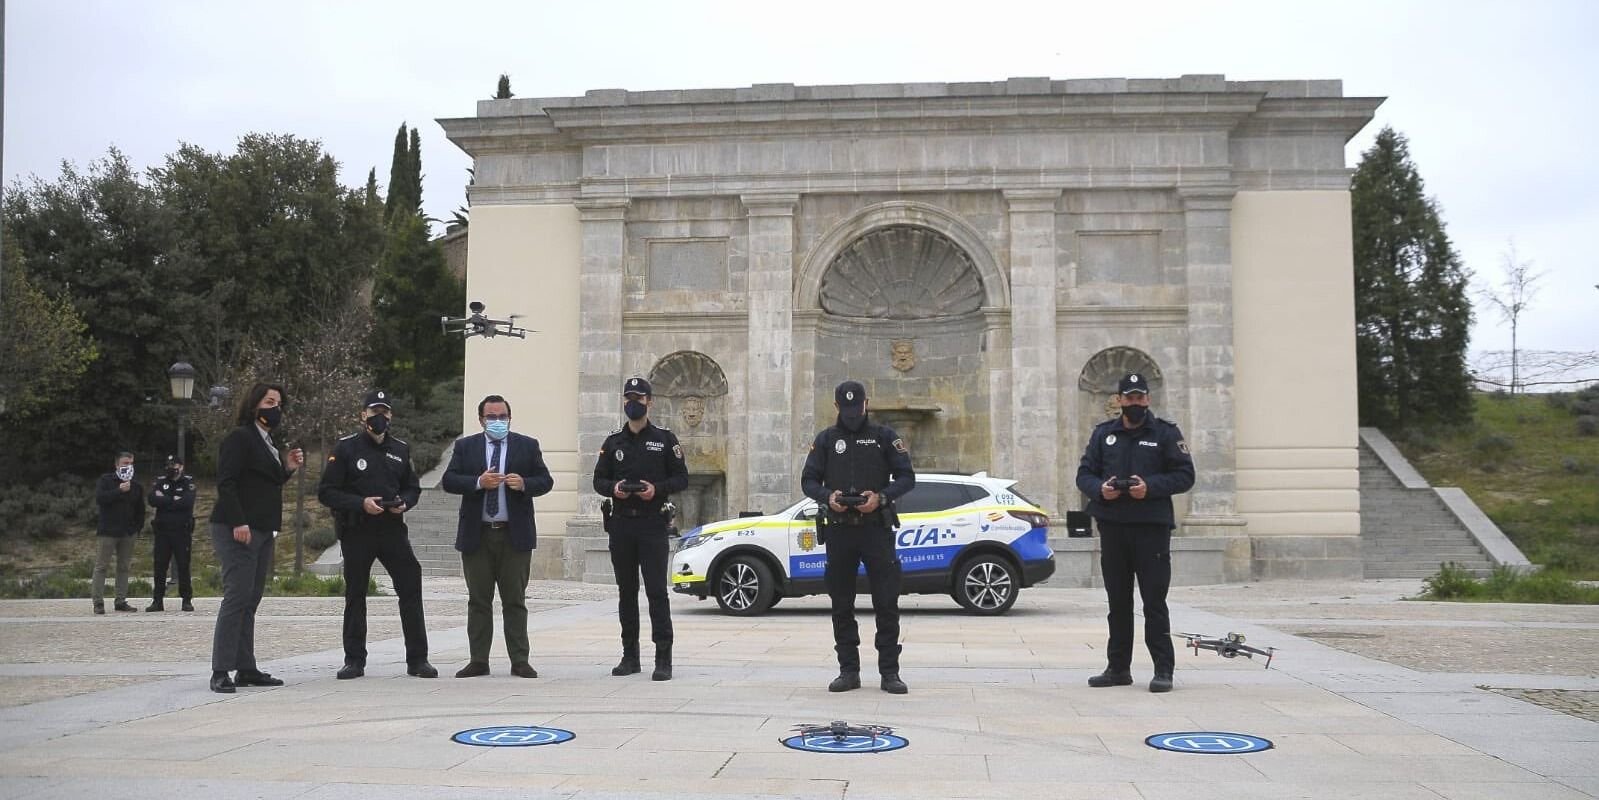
[828,672,862,692]
[93,604,105,615]
[651,664,672,681]
[1087,670,1134,688]
[455,662,490,678]
[235,670,284,687]
[612,656,641,676]
[113,601,137,612]
[408,661,439,679]
[336,662,364,680]
[210,672,236,694]
[145,601,164,612]
[510,662,538,679]
[880,674,908,694]
[1149,673,1174,693]
[181,600,194,612]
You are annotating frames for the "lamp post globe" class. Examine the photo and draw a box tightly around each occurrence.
[167,361,197,462]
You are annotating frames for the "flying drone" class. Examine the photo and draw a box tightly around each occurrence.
[1174,631,1277,669]
[789,720,895,745]
[440,301,528,339]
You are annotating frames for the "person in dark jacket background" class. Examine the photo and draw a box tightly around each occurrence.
[1075,372,1195,693]
[208,382,304,694]
[92,451,146,614]
[146,454,196,612]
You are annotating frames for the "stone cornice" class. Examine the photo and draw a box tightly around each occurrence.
[1057,305,1188,328]
[622,311,748,334]
[740,193,801,216]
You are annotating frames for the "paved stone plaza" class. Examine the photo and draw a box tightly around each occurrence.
[1,578,1595,799]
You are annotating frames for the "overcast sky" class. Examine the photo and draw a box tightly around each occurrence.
[6,0,1597,357]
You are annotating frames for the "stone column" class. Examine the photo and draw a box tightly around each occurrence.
[742,194,799,514]
[1178,186,1249,579]
[568,199,629,582]
[1004,189,1062,515]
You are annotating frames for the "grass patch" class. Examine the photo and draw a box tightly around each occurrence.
[0,561,376,599]
[1416,563,1599,604]
[1391,391,1599,578]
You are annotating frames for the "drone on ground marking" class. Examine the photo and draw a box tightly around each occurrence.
[1174,631,1277,668]
[440,301,528,339]
[789,720,895,745]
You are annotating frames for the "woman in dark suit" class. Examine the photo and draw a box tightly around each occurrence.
[209,382,304,693]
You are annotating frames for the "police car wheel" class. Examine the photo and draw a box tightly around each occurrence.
[714,556,776,616]
[953,554,1019,615]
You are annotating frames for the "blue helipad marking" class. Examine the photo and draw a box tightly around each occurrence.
[781,733,909,754]
[1146,731,1272,754]
[452,726,575,747]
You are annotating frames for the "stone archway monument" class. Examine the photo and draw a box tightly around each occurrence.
[442,75,1379,582]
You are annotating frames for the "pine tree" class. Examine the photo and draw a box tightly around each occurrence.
[1351,127,1474,430]
[384,124,410,223]
[494,74,514,99]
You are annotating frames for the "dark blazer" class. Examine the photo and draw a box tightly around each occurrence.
[210,423,292,532]
[441,431,553,553]
[95,473,147,537]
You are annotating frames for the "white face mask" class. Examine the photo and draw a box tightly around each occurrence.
[116,465,134,481]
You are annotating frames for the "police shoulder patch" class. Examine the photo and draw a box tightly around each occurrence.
[892,438,908,454]
[672,444,683,459]
[1177,440,1190,454]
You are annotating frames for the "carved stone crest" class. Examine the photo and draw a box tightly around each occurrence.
[890,340,916,373]
[680,395,705,429]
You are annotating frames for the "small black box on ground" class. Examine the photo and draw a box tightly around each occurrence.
[1066,511,1092,538]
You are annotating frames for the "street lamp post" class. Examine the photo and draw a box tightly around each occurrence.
[167,361,196,460]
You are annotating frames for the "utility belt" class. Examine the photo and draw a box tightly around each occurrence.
[601,498,676,534]
[816,497,898,545]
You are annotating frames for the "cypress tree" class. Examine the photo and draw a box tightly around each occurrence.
[1351,127,1474,430]
[384,124,409,222]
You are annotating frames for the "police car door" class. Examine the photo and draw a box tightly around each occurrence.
[787,500,825,581]
[893,481,979,575]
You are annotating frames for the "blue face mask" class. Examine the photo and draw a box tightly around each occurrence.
[485,420,510,440]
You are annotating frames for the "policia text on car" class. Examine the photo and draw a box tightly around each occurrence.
[801,380,916,695]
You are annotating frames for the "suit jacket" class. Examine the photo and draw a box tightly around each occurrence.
[441,431,553,553]
[210,423,292,532]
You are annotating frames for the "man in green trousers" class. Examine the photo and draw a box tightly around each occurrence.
[440,395,554,678]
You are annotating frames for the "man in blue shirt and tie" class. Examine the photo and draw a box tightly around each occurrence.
[441,395,554,678]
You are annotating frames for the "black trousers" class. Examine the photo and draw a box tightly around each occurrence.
[152,530,193,601]
[210,523,273,673]
[1098,521,1175,673]
[608,529,672,649]
[340,527,428,666]
[824,523,902,674]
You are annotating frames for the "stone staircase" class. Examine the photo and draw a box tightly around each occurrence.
[1359,436,1494,579]
[360,488,462,579]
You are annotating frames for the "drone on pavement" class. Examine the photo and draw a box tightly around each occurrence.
[1174,631,1277,669]
[789,720,895,744]
[440,301,528,339]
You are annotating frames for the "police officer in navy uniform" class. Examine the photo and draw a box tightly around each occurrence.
[317,390,436,680]
[1075,372,1195,693]
[593,376,688,681]
[801,380,916,695]
[146,455,196,612]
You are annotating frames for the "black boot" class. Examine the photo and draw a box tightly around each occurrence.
[828,671,861,692]
[1149,672,1174,693]
[880,673,908,694]
[651,644,672,681]
[145,600,164,612]
[1087,669,1133,687]
[611,643,641,676]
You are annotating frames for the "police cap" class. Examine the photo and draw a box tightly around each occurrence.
[623,376,652,397]
[363,390,393,409]
[1117,373,1150,395]
[834,380,867,409]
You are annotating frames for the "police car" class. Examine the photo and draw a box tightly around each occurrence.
[670,473,1054,616]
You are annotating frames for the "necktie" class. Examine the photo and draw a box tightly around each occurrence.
[485,440,503,518]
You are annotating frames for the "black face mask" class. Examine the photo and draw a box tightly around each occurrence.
[167,468,182,479]
[839,409,867,432]
[256,406,283,429]
[1122,404,1149,425]
[624,400,648,421]
[365,414,390,435]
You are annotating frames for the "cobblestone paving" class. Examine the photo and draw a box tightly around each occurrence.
[1284,625,1599,676]
[1487,687,1599,723]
